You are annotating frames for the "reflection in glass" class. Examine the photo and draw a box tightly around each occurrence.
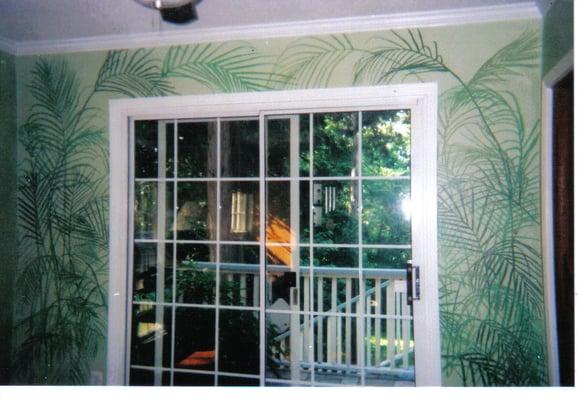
[220,182,259,241]
[220,245,259,307]
[362,180,410,244]
[362,110,411,177]
[218,310,259,374]
[221,119,259,177]
[266,313,311,381]
[176,182,216,240]
[174,307,216,371]
[133,243,173,303]
[130,305,172,367]
[313,112,358,177]
[266,181,291,244]
[178,121,217,177]
[312,180,358,244]
[313,247,358,269]
[176,244,215,304]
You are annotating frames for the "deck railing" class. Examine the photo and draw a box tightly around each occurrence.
[191,261,414,381]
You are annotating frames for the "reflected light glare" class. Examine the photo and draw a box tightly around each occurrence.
[401,196,411,220]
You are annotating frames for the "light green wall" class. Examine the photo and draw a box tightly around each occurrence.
[13,19,546,386]
[0,50,17,384]
[542,0,573,76]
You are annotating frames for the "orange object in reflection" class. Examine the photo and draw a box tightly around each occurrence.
[265,216,293,267]
[178,350,215,367]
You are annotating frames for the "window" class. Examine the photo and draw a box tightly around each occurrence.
[108,85,441,386]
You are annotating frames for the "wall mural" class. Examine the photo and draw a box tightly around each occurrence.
[14,24,545,385]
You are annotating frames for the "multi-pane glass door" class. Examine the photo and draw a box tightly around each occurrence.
[128,108,415,386]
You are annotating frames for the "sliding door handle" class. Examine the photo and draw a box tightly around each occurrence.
[406,261,420,305]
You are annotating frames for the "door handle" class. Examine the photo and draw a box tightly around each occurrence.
[406,261,420,305]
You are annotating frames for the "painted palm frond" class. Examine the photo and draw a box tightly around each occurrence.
[275,35,360,88]
[95,49,175,97]
[354,29,447,84]
[468,29,540,89]
[162,43,282,92]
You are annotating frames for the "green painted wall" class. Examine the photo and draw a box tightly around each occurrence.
[0,50,17,384]
[13,19,546,386]
[542,0,573,76]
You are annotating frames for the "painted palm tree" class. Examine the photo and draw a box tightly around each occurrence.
[274,28,545,385]
[15,42,279,384]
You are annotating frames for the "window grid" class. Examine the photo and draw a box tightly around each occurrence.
[129,109,413,386]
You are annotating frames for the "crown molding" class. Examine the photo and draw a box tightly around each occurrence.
[12,2,540,56]
[0,37,17,55]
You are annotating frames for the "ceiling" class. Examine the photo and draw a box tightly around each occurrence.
[0,0,542,44]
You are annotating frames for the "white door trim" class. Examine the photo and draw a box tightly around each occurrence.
[107,83,441,386]
[540,48,573,386]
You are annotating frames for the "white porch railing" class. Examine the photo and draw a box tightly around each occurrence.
[189,261,414,382]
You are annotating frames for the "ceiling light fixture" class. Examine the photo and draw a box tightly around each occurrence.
[135,0,201,24]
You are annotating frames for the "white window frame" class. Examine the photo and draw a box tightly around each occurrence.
[107,83,441,386]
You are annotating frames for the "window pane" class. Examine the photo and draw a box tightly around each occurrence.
[362,110,410,177]
[133,243,173,303]
[174,307,216,371]
[218,376,259,386]
[313,315,360,384]
[363,248,410,270]
[130,305,172,368]
[312,180,358,244]
[176,182,216,240]
[134,182,157,240]
[135,120,159,178]
[173,372,214,386]
[178,121,217,177]
[218,310,259,374]
[266,313,311,382]
[312,247,358,313]
[220,181,259,242]
[313,112,358,177]
[220,245,259,307]
[362,180,410,244]
[221,119,259,177]
[267,118,290,177]
[176,244,215,305]
[129,369,170,385]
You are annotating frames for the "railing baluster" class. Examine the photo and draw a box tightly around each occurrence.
[337,307,342,364]
[327,278,337,364]
[240,273,247,305]
[253,275,259,307]
[386,279,395,367]
[317,277,323,363]
[345,278,352,365]
[303,275,310,362]
[374,279,381,366]
[366,297,371,367]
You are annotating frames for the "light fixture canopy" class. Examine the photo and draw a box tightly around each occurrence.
[135,0,200,24]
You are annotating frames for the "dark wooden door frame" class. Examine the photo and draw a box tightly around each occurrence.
[541,52,574,386]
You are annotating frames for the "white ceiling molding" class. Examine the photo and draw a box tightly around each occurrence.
[13,3,540,56]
